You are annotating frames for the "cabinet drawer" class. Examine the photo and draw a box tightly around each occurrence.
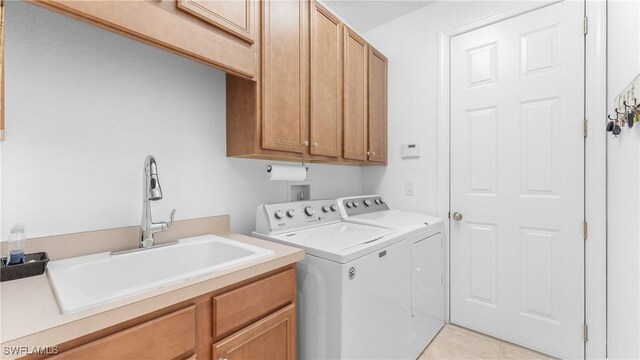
[213,269,295,340]
[51,306,196,360]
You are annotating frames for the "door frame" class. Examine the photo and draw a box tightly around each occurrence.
[436,1,607,358]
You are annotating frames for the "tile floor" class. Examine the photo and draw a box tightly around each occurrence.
[419,324,555,360]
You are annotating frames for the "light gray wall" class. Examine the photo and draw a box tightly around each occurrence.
[606,0,640,357]
[0,1,363,239]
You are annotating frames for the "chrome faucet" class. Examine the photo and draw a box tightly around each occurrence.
[140,155,176,248]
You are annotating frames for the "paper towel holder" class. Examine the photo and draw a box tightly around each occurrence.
[266,165,309,173]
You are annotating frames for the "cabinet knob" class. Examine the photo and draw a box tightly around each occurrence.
[372,152,376,156]
[313,142,319,147]
[303,140,309,146]
[367,151,371,156]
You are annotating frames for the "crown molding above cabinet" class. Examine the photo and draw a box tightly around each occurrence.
[3,0,387,166]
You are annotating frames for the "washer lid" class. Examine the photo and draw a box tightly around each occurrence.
[270,222,397,263]
[346,210,443,233]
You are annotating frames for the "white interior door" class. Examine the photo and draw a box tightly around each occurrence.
[449,2,585,358]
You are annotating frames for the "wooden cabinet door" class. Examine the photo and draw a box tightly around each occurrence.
[309,1,342,158]
[261,0,310,154]
[177,0,255,44]
[342,27,368,161]
[212,305,296,360]
[368,47,388,163]
[51,306,196,360]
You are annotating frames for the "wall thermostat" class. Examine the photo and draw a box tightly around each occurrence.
[401,143,420,158]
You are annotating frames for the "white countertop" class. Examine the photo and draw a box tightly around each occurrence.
[0,232,304,357]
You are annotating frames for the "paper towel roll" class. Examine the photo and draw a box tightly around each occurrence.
[266,164,307,181]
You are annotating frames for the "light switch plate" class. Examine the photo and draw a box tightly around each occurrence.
[401,143,420,158]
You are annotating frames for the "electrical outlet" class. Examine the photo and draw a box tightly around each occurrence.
[405,181,415,196]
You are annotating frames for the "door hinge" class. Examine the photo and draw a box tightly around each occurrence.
[584,221,588,241]
[583,324,589,342]
[584,119,588,137]
[448,212,451,219]
[584,17,588,35]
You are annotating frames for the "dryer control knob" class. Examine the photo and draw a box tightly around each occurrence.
[305,206,316,216]
[286,209,296,218]
[322,206,330,213]
[346,202,353,208]
[364,200,371,206]
[274,210,285,219]
[330,204,338,212]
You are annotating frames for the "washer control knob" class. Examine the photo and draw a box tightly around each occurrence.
[286,209,296,218]
[346,202,353,208]
[363,199,371,207]
[353,201,359,207]
[305,206,316,216]
[330,204,338,212]
[274,210,285,219]
[379,198,385,204]
[374,199,381,205]
[322,206,330,213]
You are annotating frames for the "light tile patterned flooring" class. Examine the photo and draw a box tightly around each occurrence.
[419,324,555,360]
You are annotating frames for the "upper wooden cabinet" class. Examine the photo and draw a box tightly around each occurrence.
[261,0,309,154]
[21,0,387,163]
[342,27,369,162]
[310,2,342,158]
[30,0,257,79]
[177,0,255,44]
[368,47,388,163]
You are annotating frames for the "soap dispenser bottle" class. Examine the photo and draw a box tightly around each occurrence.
[6,225,26,266]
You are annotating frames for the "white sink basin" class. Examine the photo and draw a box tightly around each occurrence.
[47,235,274,314]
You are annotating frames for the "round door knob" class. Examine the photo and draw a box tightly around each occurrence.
[286,209,296,218]
[452,212,463,221]
[305,206,316,216]
[274,210,285,219]
[330,204,338,212]
[303,140,309,146]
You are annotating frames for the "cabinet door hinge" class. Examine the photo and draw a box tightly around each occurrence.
[448,212,451,219]
[584,221,588,241]
[584,119,588,137]
[583,324,589,342]
[584,17,588,35]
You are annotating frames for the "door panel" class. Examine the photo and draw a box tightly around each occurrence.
[310,2,342,158]
[368,47,388,163]
[177,0,255,43]
[343,27,368,161]
[212,305,295,360]
[262,0,309,154]
[450,2,584,358]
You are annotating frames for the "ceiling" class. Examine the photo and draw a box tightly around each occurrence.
[322,0,435,32]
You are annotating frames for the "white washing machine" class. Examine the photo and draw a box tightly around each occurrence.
[337,195,445,358]
[253,199,417,359]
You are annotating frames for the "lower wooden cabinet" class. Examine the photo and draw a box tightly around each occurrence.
[212,305,296,360]
[37,266,296,360]
[50,306,197,360]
